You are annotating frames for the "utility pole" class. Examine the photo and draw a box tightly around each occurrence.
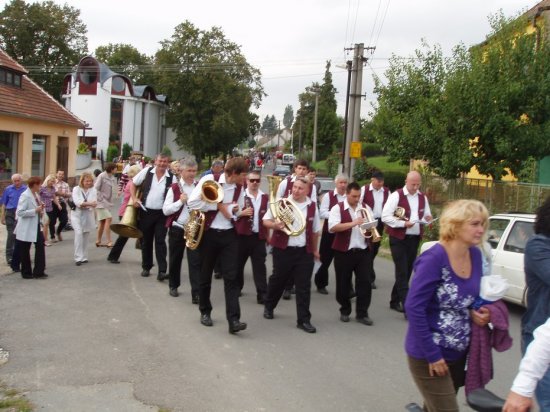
[312,91,319,162]
[277,120,280,150]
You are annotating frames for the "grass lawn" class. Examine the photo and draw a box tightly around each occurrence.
[311,156,408,177]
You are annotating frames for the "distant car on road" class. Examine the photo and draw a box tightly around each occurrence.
[316,177,336,197]
[420,212,535,307]
[272,165,291,178]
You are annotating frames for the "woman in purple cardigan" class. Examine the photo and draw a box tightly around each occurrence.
[405,199,492,412]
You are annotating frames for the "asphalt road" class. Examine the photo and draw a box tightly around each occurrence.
[0,171,527,412]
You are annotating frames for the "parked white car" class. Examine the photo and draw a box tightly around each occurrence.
[419,213,535,306]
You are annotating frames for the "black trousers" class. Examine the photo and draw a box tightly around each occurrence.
[236,233,267,298]
[5,208,16,263]
[138,209,168,272]
[389,235,421,306]
[51,202,68,236]
[265,247,314,324]
[334,249,373,318]
[367,221,385,283]
[314,231,335,289]
[198,228,241,322]
[19,224,46,277]
[168,226,200,295]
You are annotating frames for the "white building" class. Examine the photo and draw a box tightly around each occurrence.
[62,56,184,162]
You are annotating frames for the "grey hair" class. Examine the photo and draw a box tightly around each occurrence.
[334,173,349,183]
[211,159,224,168]
[11,173,22,182]
[179,156,198,169]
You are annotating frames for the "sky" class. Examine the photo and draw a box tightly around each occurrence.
[11,0,541,123]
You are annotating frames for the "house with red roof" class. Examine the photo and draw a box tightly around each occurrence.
[0,48,83,183]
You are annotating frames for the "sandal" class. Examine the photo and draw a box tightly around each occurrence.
[95,241,102,247]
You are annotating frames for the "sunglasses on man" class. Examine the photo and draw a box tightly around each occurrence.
[248,178,260,183]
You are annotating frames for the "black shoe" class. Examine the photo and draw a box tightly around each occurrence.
[81,260,88,264]
[257,295,265,305]
[141,269,150,277]
[200,313,213,327]
[371,282,377,290]
[108,258,120,264]
[192,294,199,304]
[34,273,48,279]
[340,314,350,322]
[356,316,374,326]
[317,287,329,295]
[390,302,405,313]
[263,308,274,319]
[169,287,179,297]
[157,272,168,281]
[228,320,247,334]
[297,322,316,333]
[75,261,82,266]
[214,272,222,279]
[21,274,33,279]
[282,289,291,300]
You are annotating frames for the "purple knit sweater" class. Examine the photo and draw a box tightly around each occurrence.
[405,243,482,363]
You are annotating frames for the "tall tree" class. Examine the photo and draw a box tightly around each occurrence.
[0,0,88,99]
[154,21,264,159]
[94,43,153,85]
[261,115,278,135]
[283,105,294,128]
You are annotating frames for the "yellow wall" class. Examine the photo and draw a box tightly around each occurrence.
[0,114,79,178]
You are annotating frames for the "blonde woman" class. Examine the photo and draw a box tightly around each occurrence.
[39,174,61,246]
[71,172,97,266]
[94,162,117,247]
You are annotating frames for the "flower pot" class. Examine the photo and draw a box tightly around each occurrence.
[76,152,92,170]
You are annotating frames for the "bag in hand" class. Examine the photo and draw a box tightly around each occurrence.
[67,199,76,210]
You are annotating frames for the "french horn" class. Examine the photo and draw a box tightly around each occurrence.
[266,175,306,236]
[184,179,224,250]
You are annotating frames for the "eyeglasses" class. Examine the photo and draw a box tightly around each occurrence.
[248,179,260,183]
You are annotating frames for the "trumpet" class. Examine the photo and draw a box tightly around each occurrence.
[356,207,381,242]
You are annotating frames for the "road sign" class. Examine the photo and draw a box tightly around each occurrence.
[350,141,362,158]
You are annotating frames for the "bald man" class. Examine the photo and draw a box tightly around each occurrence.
[382,171,432,317]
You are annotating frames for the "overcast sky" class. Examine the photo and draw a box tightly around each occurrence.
[17,0,540,122]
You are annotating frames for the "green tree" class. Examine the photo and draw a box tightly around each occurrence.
[94,43,153,85]
[283,105,294,128]
[0,0,88,99]
[261,115,278,135]
[122,143,133,160]
[154,21,264,160]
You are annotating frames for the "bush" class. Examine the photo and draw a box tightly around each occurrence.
[325,152,341,177]
[161,145,172,158]
[77,142,90,154]
[353,157,377,181]
[122,143,132,160]
[383,171,407,192]
[363,143,385,157]
[106,145,119,162]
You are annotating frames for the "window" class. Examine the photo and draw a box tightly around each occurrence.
[111,76,126,94]
[503,221,534,253]
[487,218,510,249]
[31,135,46,177]
[0,68,22,87]
[109,98,124,149]
[0,131,18,180]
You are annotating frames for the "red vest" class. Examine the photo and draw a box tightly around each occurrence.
[270,201,317,253]
[234,193,269,240]
[165,183,185,228]
[331,202,356,252]
[322,191,341,233]
[204,174,242,230]
[385,189,427,240]
[362,185,389,213]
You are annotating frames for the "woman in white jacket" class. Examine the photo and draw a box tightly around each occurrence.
[71,172,97,266]
[15,176,47,279]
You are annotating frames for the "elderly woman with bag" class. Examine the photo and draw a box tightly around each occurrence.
[405,199,492,412]
[71,172,97,266]
[14,176,48,279]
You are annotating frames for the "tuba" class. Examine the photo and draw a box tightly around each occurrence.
[356,207,381,242]
[111,188,143,238]
[184,180,224,250]
[266,175,306,237]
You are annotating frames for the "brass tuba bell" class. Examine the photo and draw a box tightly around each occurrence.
[111,189,143,238]
[394,206,409,221]
[356,207,381,242]
[266,175,306,236]
[184,179,224,250]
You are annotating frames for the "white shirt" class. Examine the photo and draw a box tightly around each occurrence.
[263,196,320,247]
[162,179,196,227]
[188,174,245,230]
[328,200,369,250]
[511,317,550,397]
[132,166,175,210]
[319,189,346,220]
[381,186,431,236]
[245,188,265,234]
[360,184,388,219]
[276,176,317,203]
